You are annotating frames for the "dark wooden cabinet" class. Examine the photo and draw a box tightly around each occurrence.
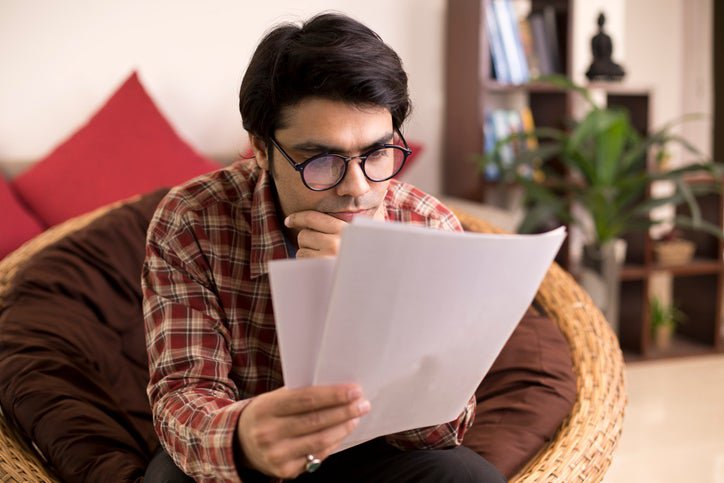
[443,0,724,360]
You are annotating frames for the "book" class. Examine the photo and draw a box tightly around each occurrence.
[484,0,510,83]
[483,111,500,180]
[542,5,562,74]
[503,0,530,83]
[519,106,538,151]
[518,16,540,79]
[492,0,527,84]
[491,109,515,169]
[485,107,540,180]
[269,220,566,451]
[529,11,554,76]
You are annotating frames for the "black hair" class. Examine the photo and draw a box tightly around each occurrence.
[238,12,411,145]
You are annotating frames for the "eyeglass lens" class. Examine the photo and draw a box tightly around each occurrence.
[304,146,406,190]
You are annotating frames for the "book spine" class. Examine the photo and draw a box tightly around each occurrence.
[529,12,553,76]
[483,111,500,180]
[503,0,530,83]
[491,109,514,169]
[518,16,540,79]
[492,0,523,84]
[519,106,538,151]
[484,0,510,83]
[543,5,562,74]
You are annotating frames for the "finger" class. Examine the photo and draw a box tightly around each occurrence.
[281,398,371,438]
[295,417,360,461]
[297,229,340,255]
[271,385,363,417]
[285,211,347,234]
[269,417,361,479]
[296,248,322,259]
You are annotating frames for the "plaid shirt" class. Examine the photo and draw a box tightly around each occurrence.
[142,160,475,482]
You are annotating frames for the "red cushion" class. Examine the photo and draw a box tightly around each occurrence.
[0,175,44,258]
[397,141,422,179]
[12,72,221,226]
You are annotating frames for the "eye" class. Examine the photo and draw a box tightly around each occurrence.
[366,148,388,161]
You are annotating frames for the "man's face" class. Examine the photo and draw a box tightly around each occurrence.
[251,98,393,240]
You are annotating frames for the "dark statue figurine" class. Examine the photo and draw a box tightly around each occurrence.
[586,12,625,81]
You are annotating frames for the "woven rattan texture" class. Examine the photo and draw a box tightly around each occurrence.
[453,209,627,482]
[0,203,625,482]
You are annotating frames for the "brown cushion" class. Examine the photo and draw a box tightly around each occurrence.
[463,307,577,478]
[0,190,168,483]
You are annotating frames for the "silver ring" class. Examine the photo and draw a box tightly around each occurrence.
[305,453,322,473]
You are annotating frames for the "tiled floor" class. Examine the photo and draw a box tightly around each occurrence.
[604,355,724,482]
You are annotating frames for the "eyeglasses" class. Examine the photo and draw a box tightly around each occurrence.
[269,129,412,191]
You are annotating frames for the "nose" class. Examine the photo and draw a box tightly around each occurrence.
[335,158,370,198]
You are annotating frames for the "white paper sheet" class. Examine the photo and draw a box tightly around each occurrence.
[268,257,335,388]
[269,219,565,451]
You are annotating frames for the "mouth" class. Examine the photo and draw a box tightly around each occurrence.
[327,208,376,222]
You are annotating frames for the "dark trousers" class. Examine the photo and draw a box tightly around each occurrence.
[145,438,506,482]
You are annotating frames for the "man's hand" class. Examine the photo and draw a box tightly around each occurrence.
[285,211,347,258]
[237,384,370,479]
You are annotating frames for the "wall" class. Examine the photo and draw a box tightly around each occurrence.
[624,0,712,163]
[0,0,445,193]
[0,0,713,194]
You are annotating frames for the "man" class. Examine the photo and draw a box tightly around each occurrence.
[142,13,506,482]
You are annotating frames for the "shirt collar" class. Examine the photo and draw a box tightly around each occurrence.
[249,169,292,279]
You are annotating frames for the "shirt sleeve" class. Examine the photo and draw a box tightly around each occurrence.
[142,201,248,483]
[384,395,476,450]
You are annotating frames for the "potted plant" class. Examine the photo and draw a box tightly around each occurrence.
[480,75,723,329]
[649,296,686,350]
[480,75,723,247]
[653,228,696,266]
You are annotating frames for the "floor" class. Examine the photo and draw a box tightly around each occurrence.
[604,354,724,482]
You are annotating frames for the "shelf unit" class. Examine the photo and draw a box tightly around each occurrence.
[620,185,724,361]
[443,0,724,360]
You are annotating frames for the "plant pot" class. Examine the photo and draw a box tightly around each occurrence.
[654,324,674,351]
[654,240,695,266]
[580,239,627,334]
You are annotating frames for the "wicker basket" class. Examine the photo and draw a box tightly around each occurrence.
[654,239,696,266]
[0,203,626,482]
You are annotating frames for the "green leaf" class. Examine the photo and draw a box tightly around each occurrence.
[672,215,724,239]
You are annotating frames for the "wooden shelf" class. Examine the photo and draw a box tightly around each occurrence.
[620,264,648,280]
[444,0,723,362]
[484,80,568,94]
[651,259,724,275]
[621,259,724,280]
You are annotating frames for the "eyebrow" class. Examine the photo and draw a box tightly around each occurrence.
[290,131,394,154]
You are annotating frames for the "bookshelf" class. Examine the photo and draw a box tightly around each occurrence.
[443,0,724,360]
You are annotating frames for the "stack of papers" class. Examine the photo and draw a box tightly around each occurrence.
[269,218,565,451]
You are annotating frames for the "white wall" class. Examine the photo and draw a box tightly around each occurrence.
[572,0,712,163]
[681,0,713,160]
[0,0,713,194]
[624,0,712,163]
[0,0,445,193]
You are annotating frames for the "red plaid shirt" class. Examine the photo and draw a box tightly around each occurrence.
[142,160,475,482]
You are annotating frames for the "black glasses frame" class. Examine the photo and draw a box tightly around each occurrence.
[269,128,412,191]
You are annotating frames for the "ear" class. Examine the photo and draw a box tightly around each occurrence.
[249,134,270,171]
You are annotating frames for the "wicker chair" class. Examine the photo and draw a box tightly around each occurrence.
[0,202,626,482]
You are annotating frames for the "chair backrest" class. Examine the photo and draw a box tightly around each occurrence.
[452,208,626,482]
